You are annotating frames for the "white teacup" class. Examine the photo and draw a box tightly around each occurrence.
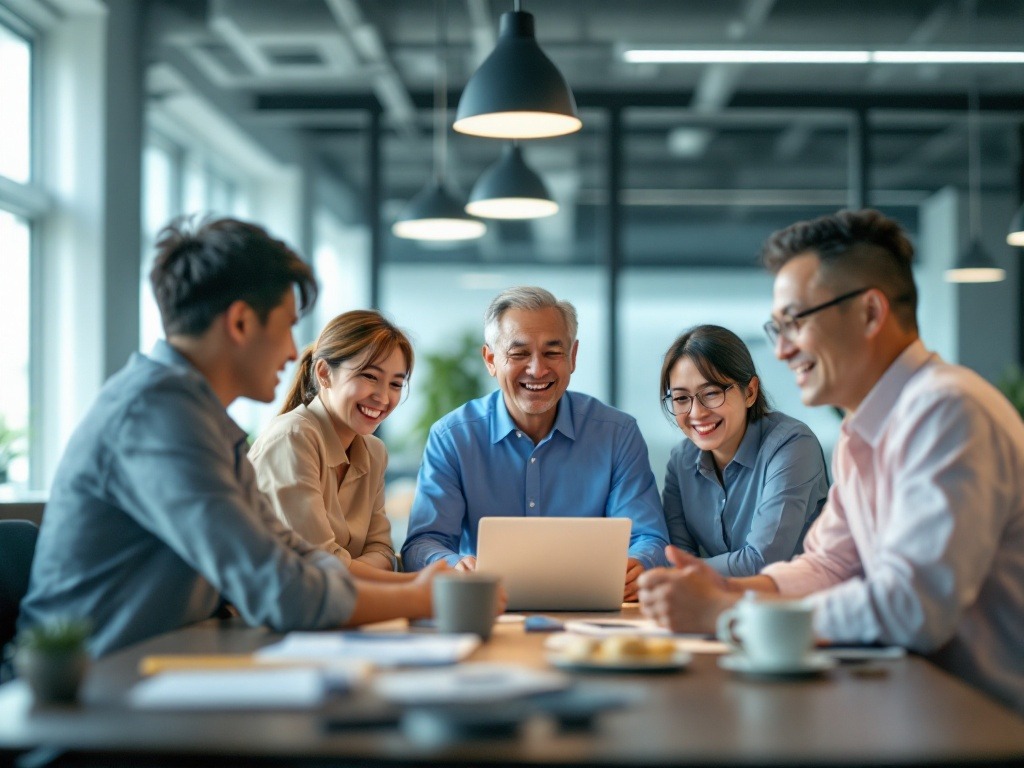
[716,595,814,669]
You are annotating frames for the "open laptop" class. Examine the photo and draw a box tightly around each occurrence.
[475,517,631,611]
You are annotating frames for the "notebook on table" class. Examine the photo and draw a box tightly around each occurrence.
[475,517,631,611]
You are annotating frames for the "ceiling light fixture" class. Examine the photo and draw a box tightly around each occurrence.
[946,2,1005,284]
[623,49,1024,65]
[454,1,581,140]
[392,0,485,242]
[466,142,559,220]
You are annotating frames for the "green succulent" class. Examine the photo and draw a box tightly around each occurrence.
[16,618,92,653]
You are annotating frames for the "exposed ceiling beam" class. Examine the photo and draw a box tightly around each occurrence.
[324,0,418,138]
[868,1,956,85]
[253,89,1024,113]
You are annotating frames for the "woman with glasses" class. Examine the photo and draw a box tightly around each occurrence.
[250,310,416,582]
[659,325,829,577]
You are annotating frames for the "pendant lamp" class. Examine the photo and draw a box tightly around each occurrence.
[945,7,1005,284]
[465,142,559,219]
[392,0,485,242]
[1007,204,1024,246]
[453,2,581,140]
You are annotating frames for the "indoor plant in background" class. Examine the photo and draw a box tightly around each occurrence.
[0,415,25,486]
[997,366,1024,420]
[406,331,491,451]
[14,618,92,704]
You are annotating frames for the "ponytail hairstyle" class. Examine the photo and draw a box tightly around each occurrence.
[279,310,414,415]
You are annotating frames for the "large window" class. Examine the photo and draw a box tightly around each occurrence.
[0,21,30,183]
[139,131,251,354]
[0,17,34,493]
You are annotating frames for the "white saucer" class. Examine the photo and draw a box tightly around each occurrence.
[718,652,836,678]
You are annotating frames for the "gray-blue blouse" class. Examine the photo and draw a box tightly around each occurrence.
[662,410,829,577]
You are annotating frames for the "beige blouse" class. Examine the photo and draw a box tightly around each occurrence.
[248,397,396,568]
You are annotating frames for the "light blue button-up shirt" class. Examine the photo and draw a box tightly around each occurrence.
[18,341,357,656]
[662,410,828,577]
[401,390,670,571]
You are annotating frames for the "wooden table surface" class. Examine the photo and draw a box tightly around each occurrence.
[1,608,1023,767]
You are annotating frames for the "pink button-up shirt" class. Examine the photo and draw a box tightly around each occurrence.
[763,340,1024,713]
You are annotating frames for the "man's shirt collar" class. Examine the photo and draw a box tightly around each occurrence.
[846,339,934,447]
[489,390,577,444]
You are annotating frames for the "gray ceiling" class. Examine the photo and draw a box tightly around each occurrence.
[146,0,1024,265]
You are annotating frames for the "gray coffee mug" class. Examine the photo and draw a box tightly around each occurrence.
[432,573,501,640]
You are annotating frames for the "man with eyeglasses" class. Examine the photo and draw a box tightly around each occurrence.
[639,209,1024,714]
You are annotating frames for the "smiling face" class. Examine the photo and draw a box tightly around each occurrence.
[239,289,299,403]
[667,355,756,469]
[771,252,868,412]
[316,345,408,449]
[483,306,578,441]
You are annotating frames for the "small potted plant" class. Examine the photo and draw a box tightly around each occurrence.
[14,618,92,704]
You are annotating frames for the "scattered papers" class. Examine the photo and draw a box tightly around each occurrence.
[130,668,326,710]
[256,631,481,667]
[373,663,569,705]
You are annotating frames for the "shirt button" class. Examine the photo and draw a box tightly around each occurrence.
[529,501,536,508]
[530,457,536,463]
[516,431,523,438]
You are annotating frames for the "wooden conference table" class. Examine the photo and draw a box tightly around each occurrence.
[1,607,1022,767]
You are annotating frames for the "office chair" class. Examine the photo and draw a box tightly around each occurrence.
[0,519,39,681]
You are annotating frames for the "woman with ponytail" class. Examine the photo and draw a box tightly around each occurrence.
[250,310,415,581]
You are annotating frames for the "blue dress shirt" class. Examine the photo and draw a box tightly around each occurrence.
[662,410,829,577]
[18,341,357,656]
[401,390,670,571]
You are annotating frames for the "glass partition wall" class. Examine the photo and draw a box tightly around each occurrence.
[128,96,1022,489]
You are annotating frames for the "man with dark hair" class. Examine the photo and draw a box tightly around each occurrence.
[19,217,443,656]
[639,209,1024,714]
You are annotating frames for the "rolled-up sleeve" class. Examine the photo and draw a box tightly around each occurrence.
[112,384,357,631]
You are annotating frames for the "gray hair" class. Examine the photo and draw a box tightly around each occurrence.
[483,286,578,348]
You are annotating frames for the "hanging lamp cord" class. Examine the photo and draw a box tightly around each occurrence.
[967,0,982,240]
[433,0,447,184]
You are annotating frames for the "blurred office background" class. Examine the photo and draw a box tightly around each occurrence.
[0,0,1021,500]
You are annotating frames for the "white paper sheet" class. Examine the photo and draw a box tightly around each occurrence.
[255,631,481,667]
[372,663,569,705]
[130,668,326,710]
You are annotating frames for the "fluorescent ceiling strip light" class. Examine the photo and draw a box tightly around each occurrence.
[624,50,870,64]
[624,49,1024,65]
[872,51,1024,64]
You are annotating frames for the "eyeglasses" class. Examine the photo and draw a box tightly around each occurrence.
[662,384,734,416]
[763,287,870,345]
